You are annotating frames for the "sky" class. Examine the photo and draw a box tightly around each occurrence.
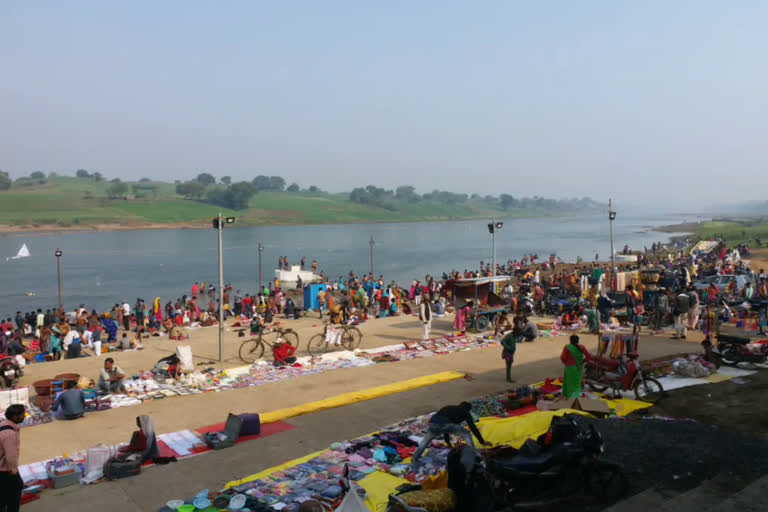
[2,1,768,207]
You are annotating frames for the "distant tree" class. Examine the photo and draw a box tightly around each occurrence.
[14,177,36,187]
[470,193,480,200]
[286,182,300,192]
[395,185,419,202]
[0,171,11,190]
[308,185,320,193]
[267,176,286,191]
[252,175,286,191]
[196,172,216,186]
[76,169,90,178]
[106,180,128,199]
[176,180,206,199]
[139,177,151,183]
[30,171,45,180]
[206,182,256,210]
[499,194,517,210]
[82,190,93,200]
[110,178,121,183]
[221,176,231,185]
[251,175,270,190]
[48,172,58,178]
[92,171,104,181]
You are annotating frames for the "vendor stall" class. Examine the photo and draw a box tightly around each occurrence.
[445,276,511,332]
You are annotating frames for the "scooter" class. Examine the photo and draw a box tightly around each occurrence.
[0,355,23,389]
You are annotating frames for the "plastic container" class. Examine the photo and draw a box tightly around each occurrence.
[177,506,195,512]
[166,500,184,510]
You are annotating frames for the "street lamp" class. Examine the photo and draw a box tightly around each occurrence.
[369,236,375,276]
[487,220,504,281]
[609,199,617,292]
[212,214,235,361]
[54,249,63,311]
[258,243,264,290]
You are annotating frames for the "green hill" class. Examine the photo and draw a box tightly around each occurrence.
[0,175,599,230]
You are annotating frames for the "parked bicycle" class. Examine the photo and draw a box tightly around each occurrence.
[306,321,363,356]
[239,325,300,363]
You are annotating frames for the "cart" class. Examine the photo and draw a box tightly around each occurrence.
[446,276,511,332]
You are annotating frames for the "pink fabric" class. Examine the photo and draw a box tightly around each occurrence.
[453,306,467,331]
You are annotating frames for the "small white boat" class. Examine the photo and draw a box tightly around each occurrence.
[274,265,321,286]
[7,243,30,261]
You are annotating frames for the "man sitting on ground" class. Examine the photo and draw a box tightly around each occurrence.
[98,358,126,394]
[52,381,85,420]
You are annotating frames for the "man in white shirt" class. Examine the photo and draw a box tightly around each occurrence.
[121,302,131,331]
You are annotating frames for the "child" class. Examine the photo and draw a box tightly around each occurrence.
[501,318,524,383]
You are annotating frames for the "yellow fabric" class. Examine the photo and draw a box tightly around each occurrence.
[477,409,591,447]
[705,373,733,383]
[225,449,327,489]
[358,471,409,511]
[259,371,465,424]
[421,470,449,490]
[601,398,653,416]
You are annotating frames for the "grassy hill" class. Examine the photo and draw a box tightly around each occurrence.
[0,176,557,230]
[694,219,768,247]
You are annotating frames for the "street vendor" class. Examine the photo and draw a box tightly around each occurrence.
[410,401,490,468]
[98,357,126,394]
[560,335,591,399]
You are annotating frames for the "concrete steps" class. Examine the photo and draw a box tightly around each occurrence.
[602,488,666,512]
[706,474,768,512]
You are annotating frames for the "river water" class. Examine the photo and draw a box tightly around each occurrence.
[0,214,691,315]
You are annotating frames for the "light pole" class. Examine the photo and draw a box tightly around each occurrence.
[487,220,503,278]
[55,249,63,311]
[213,214,235,362]
[369,236,375,276]
[609,199,617,292]
[258,243,263,291]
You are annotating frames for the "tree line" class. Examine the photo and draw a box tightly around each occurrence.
[349,185,601,212]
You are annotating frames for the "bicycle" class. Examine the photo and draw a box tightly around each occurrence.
[306,321,363,356]
[238,325,300,363]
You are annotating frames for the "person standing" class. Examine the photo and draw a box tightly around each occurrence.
[501,318,523,383]
[418,296,432,340]
[192,282,199,298]
[0,404,25,512]
[560,334,591,399]
[687,286,700,331]
[674,290,690,339]
[121,301,131,331]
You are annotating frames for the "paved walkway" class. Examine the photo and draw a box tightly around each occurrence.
[24,334,698,512]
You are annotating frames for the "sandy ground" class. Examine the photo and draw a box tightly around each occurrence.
[15,312,702,464]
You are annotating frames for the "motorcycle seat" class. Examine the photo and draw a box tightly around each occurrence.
[491,444,568,474]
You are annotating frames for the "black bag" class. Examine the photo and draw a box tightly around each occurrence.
[104,454,142,480]
[204,413,243,450]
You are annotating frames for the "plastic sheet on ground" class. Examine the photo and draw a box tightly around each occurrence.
[358,472,408,511]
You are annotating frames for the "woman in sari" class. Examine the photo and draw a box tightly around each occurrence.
[453,302,471,332]
[153,297,163,324]
[560,335,591,399]
[118,415,159,462]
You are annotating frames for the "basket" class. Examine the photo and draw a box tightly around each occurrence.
[54,373,81,384]
[33,379,54,396]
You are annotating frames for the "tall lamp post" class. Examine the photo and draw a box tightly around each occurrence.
[609,199,617,292]
[487,220,504,290]
[369,236,375,276]
[55,249,63,311]
[213,214,235,362]
[258,243,264,290]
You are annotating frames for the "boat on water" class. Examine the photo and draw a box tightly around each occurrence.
[6,243,30,261]
[274,265,322,287]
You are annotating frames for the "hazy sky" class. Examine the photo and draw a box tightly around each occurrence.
[3,1,767,205]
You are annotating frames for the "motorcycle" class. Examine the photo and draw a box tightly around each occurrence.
[387,417,627,511]
[0,355,23,389]
[586,354,664,400]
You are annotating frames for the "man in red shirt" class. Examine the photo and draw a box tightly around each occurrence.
[192,282,199,298]
[241,294,253,316]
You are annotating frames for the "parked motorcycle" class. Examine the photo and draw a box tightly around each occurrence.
[586,354,664,400]
[0,355,23,389]
[387,417,627,511]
